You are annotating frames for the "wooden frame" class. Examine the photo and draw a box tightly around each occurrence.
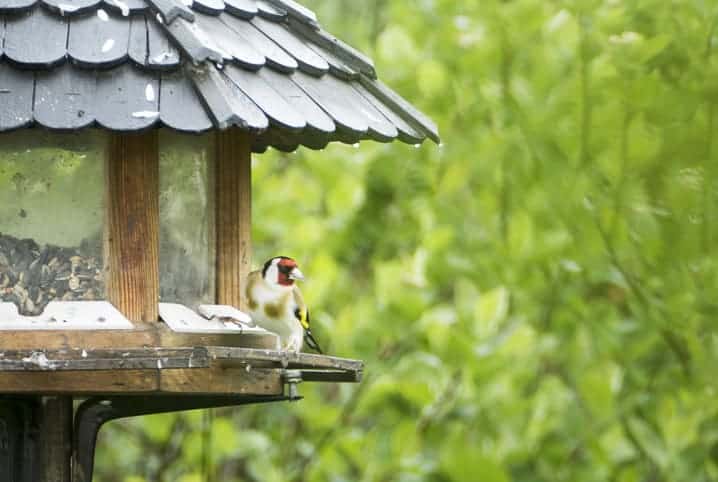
[216,128,253,310]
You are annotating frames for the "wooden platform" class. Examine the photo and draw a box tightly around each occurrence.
[0,325,363,395]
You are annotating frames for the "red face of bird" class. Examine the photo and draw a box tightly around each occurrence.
[262,256,305,287]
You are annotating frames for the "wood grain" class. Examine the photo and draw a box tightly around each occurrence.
[106,132,160,323]
[160,367,281,395]
[0,370,158,393]
[216,129,252,310]
[0,367,281,395]
[0,324,277,351]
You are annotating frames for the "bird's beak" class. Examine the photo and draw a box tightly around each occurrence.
[289,267,305,281]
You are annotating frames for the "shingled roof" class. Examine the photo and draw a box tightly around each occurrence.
[0,0,439,151]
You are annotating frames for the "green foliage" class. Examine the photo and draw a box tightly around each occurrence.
[95,0,718,481]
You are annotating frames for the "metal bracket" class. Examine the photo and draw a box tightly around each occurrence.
[282,369,303,401]
[72,394,289,482]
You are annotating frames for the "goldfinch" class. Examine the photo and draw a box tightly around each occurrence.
[246,256,323,353]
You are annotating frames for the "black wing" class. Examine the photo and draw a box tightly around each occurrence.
[295,307,323,354]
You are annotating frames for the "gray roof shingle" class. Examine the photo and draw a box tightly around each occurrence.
[0,0,440,150]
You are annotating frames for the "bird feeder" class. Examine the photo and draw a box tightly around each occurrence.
[0,0,440,480]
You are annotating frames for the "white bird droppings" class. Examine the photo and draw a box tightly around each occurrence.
[145,84,155,102]
[156,12,164,24]
[97,8,109,21]
[112,0,129,16]
[132,111,160,119]
[102,38,115,53]
[152,51,175,63]
[22,352,50,368]
[81,349,88,358]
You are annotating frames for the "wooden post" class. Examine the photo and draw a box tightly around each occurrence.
[105,132,160,322]
[215,129,252,309]
[38,396,72,482]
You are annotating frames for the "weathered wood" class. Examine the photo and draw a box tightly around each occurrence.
[215,129,252,310]
[0,347,209,371]
[208,346,364,372]
[0,323,277,351]
[38,396,72,482]
[0,367,282,395]
[0,370,158,393]
[160,367,281,394]
[106,131,160,322]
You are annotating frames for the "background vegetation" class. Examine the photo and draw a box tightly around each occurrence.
[96,0,718,481]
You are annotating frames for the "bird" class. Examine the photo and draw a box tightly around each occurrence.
[245,256,323,354]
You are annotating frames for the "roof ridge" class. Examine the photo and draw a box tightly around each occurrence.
[145,0,193,23]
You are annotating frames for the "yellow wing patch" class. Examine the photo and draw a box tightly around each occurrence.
[295,307,309,330]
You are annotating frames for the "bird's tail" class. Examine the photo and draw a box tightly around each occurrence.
[304,329,323,354]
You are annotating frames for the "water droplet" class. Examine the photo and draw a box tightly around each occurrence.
[145,84,155,102]
[97,8,109,21]
[156,12,164,24]
[413,143,421,148]
[352,143,360,149]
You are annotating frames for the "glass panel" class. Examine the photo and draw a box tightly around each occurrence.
[159,130,215,308]
[0,130,106,315]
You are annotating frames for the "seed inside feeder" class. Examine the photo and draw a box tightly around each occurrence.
[0,233,104,316]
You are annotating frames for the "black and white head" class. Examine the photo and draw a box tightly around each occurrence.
[262,256,305,288]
